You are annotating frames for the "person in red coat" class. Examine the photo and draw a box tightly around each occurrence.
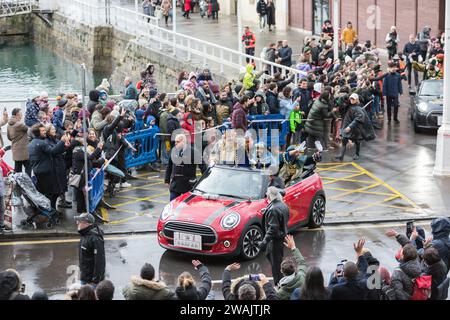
[183,0,192,19]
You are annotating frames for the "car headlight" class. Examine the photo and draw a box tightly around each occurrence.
[418,102,428,113]
[220,212,241,230]
[160,203,173,220]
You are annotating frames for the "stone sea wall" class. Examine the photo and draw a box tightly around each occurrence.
[0,14,31,46]
[2,12,231,92]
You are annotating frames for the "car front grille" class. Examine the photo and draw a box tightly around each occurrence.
[163,221,217,245]
[427,111,443,127]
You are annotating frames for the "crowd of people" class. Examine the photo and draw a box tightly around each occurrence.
[1,216,449,300]
[0,5,448,301]
[142,0,220,25]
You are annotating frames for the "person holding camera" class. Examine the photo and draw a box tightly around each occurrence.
[258,187,290,286]
[221,263,278,300]
[0,269,30,300]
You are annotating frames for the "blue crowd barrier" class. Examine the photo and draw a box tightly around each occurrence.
[88,168,104,214]
[247,114,289,147]
[124,127,160,169]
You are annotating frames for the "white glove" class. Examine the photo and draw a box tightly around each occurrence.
[249,159,257,165]
[315,141,323,152]
[296,141,307,153]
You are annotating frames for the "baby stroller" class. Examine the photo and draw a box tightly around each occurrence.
[10,173,61,229]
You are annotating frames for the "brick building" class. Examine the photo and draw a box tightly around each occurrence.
[218,0,445,48]
[288,0,446,47]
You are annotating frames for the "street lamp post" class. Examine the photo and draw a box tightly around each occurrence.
[333,0,340,62]
[80,63,90,213]
[433,2,450,176]
[237,0,243,65]
[173,0,177,55]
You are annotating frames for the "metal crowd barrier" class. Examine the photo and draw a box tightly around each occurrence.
[124,126,160,169]
[88,168,104,214]
[248,114,289,148]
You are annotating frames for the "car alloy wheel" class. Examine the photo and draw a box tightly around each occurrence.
[241,226,263,260]
[308,195,326,228]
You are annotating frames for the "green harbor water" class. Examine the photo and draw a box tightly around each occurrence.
[0,43,101,102]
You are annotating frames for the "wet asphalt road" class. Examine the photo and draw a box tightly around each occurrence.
[0,222,433,300]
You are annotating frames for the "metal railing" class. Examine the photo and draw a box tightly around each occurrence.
[0,0,36,17]
[51,0,306,85]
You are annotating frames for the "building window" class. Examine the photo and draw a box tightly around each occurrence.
[313,0,330,35]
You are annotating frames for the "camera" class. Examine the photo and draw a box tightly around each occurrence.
[20,283,26,294]
[249,274,260,281]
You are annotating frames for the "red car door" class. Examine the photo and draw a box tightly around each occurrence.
[283,181,305,228]
[284,175,318,227]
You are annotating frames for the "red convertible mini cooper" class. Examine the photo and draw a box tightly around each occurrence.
[157,164,326,260]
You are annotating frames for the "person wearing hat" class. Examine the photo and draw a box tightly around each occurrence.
[335,93,367,161]
[385,26,400,60]
[278,142,322,185]
[52,98,68,137]
[75,213,106,287]
[412,58,444,80]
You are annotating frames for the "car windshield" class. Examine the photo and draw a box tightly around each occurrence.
[420,81,443,97]
[194,167,267,200]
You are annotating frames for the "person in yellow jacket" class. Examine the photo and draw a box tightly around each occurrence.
[341,21,358,50]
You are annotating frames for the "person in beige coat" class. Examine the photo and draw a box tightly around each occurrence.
[7,108,31,176]
[161,0,172,27]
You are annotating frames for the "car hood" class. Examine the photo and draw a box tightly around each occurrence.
[169,193,245,226]
[417,96,443,111]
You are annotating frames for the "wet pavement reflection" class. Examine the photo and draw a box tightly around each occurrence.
[0,223,432,300]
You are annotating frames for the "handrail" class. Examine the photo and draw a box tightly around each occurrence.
[51,0,306,84]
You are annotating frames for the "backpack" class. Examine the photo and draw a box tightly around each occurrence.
[411,275,432,300]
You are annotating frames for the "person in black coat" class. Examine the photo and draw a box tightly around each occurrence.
[403,34,421,90]
[45,125,69,210]
[259,187,290,286]
[75,213,106,286]
[292,79,313,117]
[164,134,199,201]
[175,260,212,300]
[277,40,293,67]
[28,123,70,209]
[382,64,403,124]
[71,139,105,214]
[335,93,369,161]
[266,83,280,114]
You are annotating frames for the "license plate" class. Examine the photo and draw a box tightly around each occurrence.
[438,116,443,126]
[173,232,202,250]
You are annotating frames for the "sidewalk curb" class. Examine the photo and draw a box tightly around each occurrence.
[324,216,439,226]
[1,216,442,242]
[0,229,157,242]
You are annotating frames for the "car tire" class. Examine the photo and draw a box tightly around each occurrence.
[240,225,264,261]
[413,117,421,133]
[308,195,326,229]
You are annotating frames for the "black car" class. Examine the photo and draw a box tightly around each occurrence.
[410,79,444,133]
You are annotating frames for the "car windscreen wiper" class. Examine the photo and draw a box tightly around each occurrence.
[217,193,252,201]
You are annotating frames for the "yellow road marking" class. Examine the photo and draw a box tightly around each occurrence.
[317,168,361,174]
[100,207,109,222]
[344,194,401,213]
[113,192,169,208]
[351,162,422,210]
[329,182,381,201]
[330,198,423,212]
[116,182,164,193]
[325,187,395,197]
[323,177,374,185]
